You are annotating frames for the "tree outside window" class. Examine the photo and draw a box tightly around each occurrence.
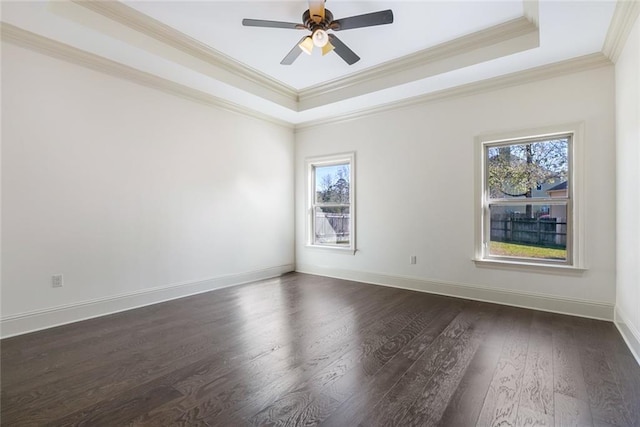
[484,136,571,263]
[308,154,355,250]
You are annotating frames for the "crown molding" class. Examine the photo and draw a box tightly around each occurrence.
[1,21,613,133]
[69,1,541,113]
[523,0,540,27]
[70,0,299,108]
[297,16,539,110]
[1,4,613,131]
[603,0,640,63]
[0,23,293,129]
[295,52,612,132]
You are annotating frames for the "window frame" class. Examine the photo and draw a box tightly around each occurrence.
[306,152,356,253]
[474,123,586,272]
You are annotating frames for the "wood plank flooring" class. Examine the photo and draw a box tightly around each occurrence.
[2,272,639,426]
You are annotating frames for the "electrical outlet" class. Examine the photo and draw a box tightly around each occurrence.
[410,255,417,265]
[52,274,63,288]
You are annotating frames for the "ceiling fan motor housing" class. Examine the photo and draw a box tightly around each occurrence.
[302,9,334,31]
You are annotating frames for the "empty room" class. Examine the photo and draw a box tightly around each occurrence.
[1,0,639,425]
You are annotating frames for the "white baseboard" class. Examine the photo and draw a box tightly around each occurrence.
[0,264,295,339]
[296,264,614,321]
[614,306,640,366]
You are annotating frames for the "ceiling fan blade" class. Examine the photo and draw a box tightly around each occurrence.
[328,34,360,65]
[331,10,394,31]
[242,19,305,30]
[280,36,308,65]
[308,0,325,23]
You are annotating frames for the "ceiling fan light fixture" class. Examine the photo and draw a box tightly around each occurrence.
[321,42,335,56]
[299,36,314,55]
[312,29,329,47]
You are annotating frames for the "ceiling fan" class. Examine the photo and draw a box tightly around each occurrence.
[242,0,394,65]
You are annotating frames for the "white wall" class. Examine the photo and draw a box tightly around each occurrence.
[1,43,294,334]
[0,36,623,338]
[296,66,617,318]
[615,15,640,359]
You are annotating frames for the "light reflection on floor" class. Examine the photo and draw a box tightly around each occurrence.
[233,276,362,421]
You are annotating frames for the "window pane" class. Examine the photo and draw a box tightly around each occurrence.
[314,206,350,245]
[487,138,569,200]
[315,163,350,204]
[488,203,567,261]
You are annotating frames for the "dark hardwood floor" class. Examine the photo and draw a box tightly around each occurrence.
[2,272,639,426]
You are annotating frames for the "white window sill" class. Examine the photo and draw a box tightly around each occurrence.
[305,244,356,255]
[473,258,587,275]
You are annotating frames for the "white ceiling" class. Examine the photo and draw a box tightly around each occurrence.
[0,1,618,125]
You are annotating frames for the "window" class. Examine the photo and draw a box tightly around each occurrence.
[307,153,355,251]
[475,125,584,269]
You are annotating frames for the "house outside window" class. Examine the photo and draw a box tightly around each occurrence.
[475,124,585,269]
[307,153,355,252]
